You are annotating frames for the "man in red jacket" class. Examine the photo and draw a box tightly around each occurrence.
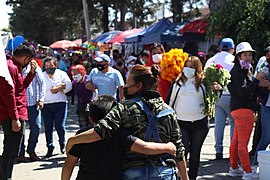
[0,43,37,180]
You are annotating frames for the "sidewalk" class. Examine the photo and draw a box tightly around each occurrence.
[0,102,254,180]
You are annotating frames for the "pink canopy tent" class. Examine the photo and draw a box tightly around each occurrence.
[72,39,82,45]
[50,40,78,49]
[107,29,143,44]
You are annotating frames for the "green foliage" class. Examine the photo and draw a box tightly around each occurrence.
[208,0,270,57]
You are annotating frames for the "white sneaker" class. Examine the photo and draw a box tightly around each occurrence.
[228,167,243,177]
[251,165,259,173]
[242,171,259,180]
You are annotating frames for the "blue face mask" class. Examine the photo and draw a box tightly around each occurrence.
[239,60,250,69]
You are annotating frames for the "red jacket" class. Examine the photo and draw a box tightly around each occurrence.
[0,57,35,122]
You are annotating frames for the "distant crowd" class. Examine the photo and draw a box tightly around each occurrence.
[1,37,270,180]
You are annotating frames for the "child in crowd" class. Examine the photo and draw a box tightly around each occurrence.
[62,95,177,180]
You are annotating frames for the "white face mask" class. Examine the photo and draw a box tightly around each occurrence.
[182,67,195,79]
[73,74,83,83]
[152,54,163,63]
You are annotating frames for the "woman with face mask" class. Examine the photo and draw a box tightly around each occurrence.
[71,65,93,129]
[167,56,211,180]
[148,43,172,101]
[227,42,265,179]
[67,65,189,180]
[42,56,72,158]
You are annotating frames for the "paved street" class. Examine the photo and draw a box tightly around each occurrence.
[0,100,254,180]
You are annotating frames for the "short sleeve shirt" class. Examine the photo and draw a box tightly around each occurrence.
[87,67,124,98]
[69,128,136,180]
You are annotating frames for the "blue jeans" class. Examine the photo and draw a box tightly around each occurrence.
[214,94,234,153]
[42,102,67,150]
[0,118,25,180]
[253,106,270,165]
[19,105,41,155]
[122,166,176,180]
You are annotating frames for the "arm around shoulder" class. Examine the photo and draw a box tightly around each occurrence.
[61,154,79,180]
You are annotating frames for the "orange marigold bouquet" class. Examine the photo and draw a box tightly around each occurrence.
[160,48,189,82]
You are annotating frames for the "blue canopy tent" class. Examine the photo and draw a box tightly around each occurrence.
[92,31,121,43]
[125,18,172,43]
[140,21,188,44]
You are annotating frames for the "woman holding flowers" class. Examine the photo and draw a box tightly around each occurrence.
[167,56,209,180]
[227,42,264,179]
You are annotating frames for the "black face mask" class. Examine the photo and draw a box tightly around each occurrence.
[96,64,107,71]
[117,61,123,66]
[123,84,138,100]
[45,67,56,74]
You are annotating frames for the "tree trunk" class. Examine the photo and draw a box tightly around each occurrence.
[102,0,109,32]
[172,0,184,23]
[119,4,127,30]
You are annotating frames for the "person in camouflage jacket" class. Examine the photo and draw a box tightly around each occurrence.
[66,65,188,180]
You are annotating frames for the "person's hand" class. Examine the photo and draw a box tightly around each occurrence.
[50,86,58,94]
[211,82,222,91]
[166,142,176,156]
[258,78,270,88]
[256,71,265,81]
[30,60,38,74]
[37,101,44,110]
[12,119,21,132]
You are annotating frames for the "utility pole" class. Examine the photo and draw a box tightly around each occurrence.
[82,0,91,42]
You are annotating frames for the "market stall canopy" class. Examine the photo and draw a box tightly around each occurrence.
[107,29,143,44]
[50,40,78,49]
[92,31,121,43]
[140,21,187,44]
[72,39,82,45]
[125,18,172,43]
[179,19,208,34]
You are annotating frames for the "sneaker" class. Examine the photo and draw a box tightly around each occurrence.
[215,153,223,160]
[228,167,243,177]
[251,165,259,173]
[17,155,27,163]
[242,171,259,180]
[28,151,40,161]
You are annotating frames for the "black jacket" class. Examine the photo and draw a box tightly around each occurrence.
[228,63,259,111]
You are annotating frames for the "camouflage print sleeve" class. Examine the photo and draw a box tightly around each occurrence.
[170,113,185,162]
[94,102,125,139]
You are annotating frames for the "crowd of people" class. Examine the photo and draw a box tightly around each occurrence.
[1,36,270,180]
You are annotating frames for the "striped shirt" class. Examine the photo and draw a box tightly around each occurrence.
[23,64,46,106]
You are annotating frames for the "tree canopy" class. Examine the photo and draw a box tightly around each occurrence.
[208,0,270,57]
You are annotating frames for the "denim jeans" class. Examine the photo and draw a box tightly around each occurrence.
[178,117,209,179]
[19,105,41,155]
[122,166,176,180]
[214,94,234,153]
[0,118,25,180]
[253,106,270,165]
[41,102,67,150]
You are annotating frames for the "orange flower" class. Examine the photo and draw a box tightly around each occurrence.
[160,48,188,82]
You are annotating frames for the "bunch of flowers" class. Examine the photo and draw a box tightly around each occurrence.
[160,48,188,82]
[203,63,231,118]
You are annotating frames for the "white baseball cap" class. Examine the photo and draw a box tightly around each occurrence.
[127,56,137,64]
[95,54,111,63]
[235,42,256,55]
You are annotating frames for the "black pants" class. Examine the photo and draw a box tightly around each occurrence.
[178,117,209,180]
[0,118,25,180]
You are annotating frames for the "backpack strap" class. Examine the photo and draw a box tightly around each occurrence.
[132,97,174,142]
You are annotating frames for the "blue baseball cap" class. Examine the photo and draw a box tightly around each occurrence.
[220,38,235,51]
[6,35,25,51]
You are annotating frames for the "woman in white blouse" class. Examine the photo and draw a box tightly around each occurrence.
[167,56,209,180]
[42,56,72,157]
